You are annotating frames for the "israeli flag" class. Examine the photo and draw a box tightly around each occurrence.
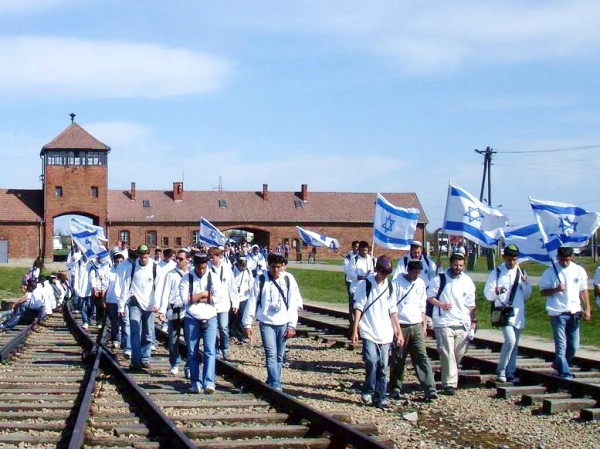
[443,182,508,248]
[69,218,109,260]
[296,226,340,250]
[199,217,227,248]
[500,223,558,266]
[373,193,420,250]
[530,197,600,248]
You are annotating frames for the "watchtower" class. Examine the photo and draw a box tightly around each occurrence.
[40,115,110,261]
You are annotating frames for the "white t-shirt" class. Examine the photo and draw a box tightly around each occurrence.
[540,262,587,316]
[394,275,427,325]
[483,264,532,329]
[353,274,397,344]
[427,270,476,329]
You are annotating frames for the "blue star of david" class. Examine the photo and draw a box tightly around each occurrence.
[559,217,577,234]
[85,238,91,245]
[382,215,395,233]
[464,206,483,223]
[209,230,216,239]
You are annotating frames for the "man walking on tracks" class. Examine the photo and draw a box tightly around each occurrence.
[388,259,437,401]
[427,250,476,395]
[539,246,592,380]
[242,253,302,391]
[351,256,402,409]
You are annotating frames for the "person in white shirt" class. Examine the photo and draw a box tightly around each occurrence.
[594,265,600,308]
[484,244,532,383]
[0,279,46,331]
[347,241,376,329]
[105,253,125,349]
[230,254,253,343]
[343,241,360,324]
[392,240,437,285]
[427,250,476,395]
[351,256,402,409]
[246,244,266,278]
[118,244,163,370]
[388,259,437,401]
[539,246,591,379]
[179,253,223,394]
[208,247,238,360]
[242,254,302,391]
[90,257,111,328]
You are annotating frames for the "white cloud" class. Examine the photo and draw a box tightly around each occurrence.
[0,36,232,99]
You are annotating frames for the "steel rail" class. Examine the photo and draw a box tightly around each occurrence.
[0,309,46,362]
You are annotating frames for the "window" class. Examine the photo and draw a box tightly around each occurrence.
[55,186,63,197]
[90,186,99,198]
[146,231,157,246]
[119,230,130,244]
[142,200,151,207]
[175,237,182,246]
[192,230,200,245]
[294,199,303,208]
[162,236,169,247]
[218,199,227,208]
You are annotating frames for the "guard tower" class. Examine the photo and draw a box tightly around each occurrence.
[40,114,110,261]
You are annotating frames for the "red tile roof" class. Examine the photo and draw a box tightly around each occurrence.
[0,189,43,222]
[107,189,428,224]
[42,123,110,151]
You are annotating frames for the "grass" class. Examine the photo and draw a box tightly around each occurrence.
[0,267,27,302]
[287,267,599,347]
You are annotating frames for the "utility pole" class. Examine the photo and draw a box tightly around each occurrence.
[471,146,497,270]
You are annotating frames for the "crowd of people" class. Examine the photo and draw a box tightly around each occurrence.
[2,237,599,408]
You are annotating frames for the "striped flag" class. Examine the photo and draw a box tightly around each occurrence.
[296,226,339,250]
[69,218,109,260]
[199,217,227,248]
[500,223,558,266]
[443,181,508,248]
[373,193,420,250]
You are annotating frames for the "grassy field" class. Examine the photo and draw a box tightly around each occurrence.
[287,267,599,347]
[0,267,26,301]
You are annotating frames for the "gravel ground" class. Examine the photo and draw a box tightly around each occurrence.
[227,333,600,449]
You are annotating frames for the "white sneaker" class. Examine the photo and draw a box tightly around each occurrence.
[170,366,179,375]
[361,394,372,404]
[204,386,215,394]
[184,367,190,379]
[97,324,103,329]
[112,341,120,349]
[151,344,157,351]
[82,323,89,330]
[123,351,131,360]
[496,375,507,383]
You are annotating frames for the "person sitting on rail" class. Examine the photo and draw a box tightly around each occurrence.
[179,252,223,394]
[483,244,532,383]
[0,279,46,332]
[388,259,437,401]
[351,255,402,409]
[242,253,302,391]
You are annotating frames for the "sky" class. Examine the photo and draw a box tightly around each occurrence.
[1,0,599,233]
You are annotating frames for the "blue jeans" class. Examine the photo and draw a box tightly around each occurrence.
[184,316,217,390]
[80,296,93,325]
[121,304,131,352]
[550,314,580,378]
[128,299,154,365]
[362,339,390,405]
[259,322,288,390]
[498,325,521,380]
[168,318,186,368]
[217,312,230,353]
[106,303,120,343]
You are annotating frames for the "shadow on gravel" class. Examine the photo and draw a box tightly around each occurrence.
[290,359,362,374]
[283,384,359,405]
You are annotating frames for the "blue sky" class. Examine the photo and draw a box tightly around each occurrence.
[1,0,599,232]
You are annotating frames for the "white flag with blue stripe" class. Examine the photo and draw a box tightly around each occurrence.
[69,217,109,260]
[296,226,340,250]
[199,217,227,248]
[442,182,508,248]
[373,193,419,250]
[500,223,558,266]
[530,197,600,248]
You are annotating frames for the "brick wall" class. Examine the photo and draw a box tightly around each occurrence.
[0,223,42,262]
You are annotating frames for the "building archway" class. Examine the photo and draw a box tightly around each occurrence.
[52,212,100,261]
[224,226,271,249]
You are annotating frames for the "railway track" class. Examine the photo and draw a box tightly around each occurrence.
[0,301,393,448]
[298,303,600,421]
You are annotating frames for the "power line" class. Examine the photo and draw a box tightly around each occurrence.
[499,144,600,154]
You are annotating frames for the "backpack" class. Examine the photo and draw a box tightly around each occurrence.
[130,261,158,292]
[188,271,213,303]
[256,273,291,313]
[426,272,446,317]
[21,268,35,286]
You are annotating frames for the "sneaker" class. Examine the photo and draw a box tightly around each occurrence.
[170,366,179,375]
[123,351,131,360]
[496,375,507,383]
[82,323,89,330]
[188,385,200,394]
[141,362,152,369]
[184,367,190,379]
[374,400,391,410]
[112,341,120,349]
[506,376,520,384]
[204,386,215,394]
[129,363,142,371]
[222,349,230,361]
[361,394,372,405]
[389,389,403,400]
[425,391,438,401]
[442,386,456,396]
[151,344,157,351]
[97,324,103,329]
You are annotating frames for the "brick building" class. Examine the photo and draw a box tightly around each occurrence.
[0,121,428,264]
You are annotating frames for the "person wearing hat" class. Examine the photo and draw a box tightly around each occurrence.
[392,240,437,287]
[388,259,438,401]
[351,255,403,409]
[426,250,476,395]
[247,244,266,278]
[118,244,164,370]
[230,253,253,343]
[179,252,224,393]
[539,246,592,380]
[484,244,532,383]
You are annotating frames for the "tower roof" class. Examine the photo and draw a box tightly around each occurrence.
[41,123,110,152]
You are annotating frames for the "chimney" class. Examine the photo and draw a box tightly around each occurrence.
[301,184,308,202]
[130,182,136,201]
[262,183,269,201]
[173,182,184,201]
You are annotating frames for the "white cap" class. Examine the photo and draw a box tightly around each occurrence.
[411,240,423,248]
